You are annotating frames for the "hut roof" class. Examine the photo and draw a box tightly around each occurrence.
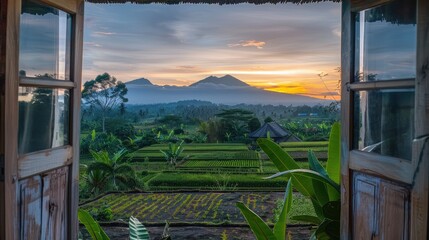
[249,122,290,139]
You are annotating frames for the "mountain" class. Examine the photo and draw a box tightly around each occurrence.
[125,75,328,106]
[190,75,249,87]
[126,77,153,86]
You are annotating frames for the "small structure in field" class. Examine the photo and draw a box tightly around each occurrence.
[249,121,300,142]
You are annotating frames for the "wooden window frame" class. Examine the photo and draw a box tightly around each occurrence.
[16,0,76,179]
[1,0,83,238]
[341,0,429,239]
[347,1,418,185]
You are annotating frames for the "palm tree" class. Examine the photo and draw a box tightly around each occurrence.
[83,169,109,195]
[87,149,136,190]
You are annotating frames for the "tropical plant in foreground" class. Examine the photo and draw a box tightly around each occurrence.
[78,209,150,240]
[237,180,293,240]
[238,122,341,240]
[87,149,136,191]
[160,141,185,167]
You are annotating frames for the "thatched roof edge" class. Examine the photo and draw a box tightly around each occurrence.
[86,0,340,5]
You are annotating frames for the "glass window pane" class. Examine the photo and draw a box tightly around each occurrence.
[19,0,72,80]
[353,89,414,160]
[354,0,416,82]
[18,87,70,154]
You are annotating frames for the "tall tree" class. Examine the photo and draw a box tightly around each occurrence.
[216,109,254,140]
[82,73,128,132]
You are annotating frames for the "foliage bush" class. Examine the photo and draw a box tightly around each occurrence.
[89,203,114,221]
[80,131,123,156]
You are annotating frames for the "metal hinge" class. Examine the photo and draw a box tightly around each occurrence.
[0,154,4,181]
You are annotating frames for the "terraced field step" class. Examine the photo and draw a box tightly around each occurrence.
[146,173,288,189]
[138,143,249,152]
[180,159,260,168]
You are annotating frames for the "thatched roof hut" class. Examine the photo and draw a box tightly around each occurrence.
[249,121,300,142]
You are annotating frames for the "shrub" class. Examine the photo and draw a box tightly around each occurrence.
[89,203,113,221]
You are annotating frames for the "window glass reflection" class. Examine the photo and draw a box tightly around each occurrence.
[353,89,414,160]
[19,0,72,80]
[18,87,70,154]
[354,0,416,82]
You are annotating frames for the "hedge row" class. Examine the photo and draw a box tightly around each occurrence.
[146,173,288,189]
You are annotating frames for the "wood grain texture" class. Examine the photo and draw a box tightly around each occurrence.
[39,0,77,13]
[0,0,6,238]
[340,0,352,239]
[5,0,21,238]
[41,167,68,239]
[379,182,410,240]
[410,0,429,239]
[69,0,84,238]
[19,77,75,89]
[348,79,415,91]
[18,146,72,179]
[349,150,414,184]
[353,173,410,240]
[351,0,390,11]
[18,175,43,240]
[352,174,378,240]
[18,167,68,239]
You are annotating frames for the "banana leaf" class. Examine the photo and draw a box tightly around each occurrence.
[257,139,315,198]
[327,122,340,184]
[78,209,110,240]
[236,202,277,240]
[273,180,293,240]
[129,216,150,240]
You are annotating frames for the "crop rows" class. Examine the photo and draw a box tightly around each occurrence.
[279,141,328,148]
[130,144,258,162]
[282,147,328,152]
[81,192,281,224]
[146,173,288,189]
[140,143,249,152]
[180,160,260,168]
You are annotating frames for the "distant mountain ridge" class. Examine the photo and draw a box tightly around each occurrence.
[125,75,328,106]
[189,75,249,87]
[126,77,153,85]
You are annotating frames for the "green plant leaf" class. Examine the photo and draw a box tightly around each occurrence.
[311,197,325,220]
[273,180,293,240]
[322,200,341,221]
[290,215,321,225]
[257,138,300,171]
[327,122,341,184]
[308,150,329,178]
[265,169,340,194]
[91,129,96,141]
[78,209,110,240]
[257,139,315,198]
[315,219,340,240]
[129,216,150,240]
[308,151,329,206]
[236,202,277,240]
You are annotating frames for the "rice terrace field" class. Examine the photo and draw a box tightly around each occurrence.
[80,141,326,239]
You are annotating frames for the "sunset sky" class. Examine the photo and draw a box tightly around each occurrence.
[83,2,341,100]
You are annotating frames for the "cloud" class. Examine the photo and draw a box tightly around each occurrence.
[228,40,266,49]
[84,42,102,47]
[94,31,116,36]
